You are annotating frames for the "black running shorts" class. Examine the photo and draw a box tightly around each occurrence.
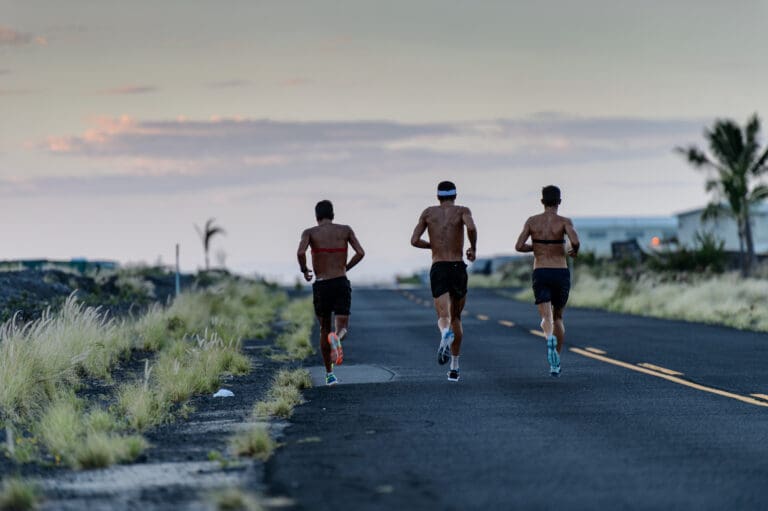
[430,261,468,299]
[532,268,570,308]
[312,276,352,317]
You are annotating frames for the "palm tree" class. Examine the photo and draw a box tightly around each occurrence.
[195,218,226,271]
[677,114,768,276]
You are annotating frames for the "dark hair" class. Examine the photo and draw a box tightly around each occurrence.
[315,200,334,221]
[437,180,457,202]
[541,185,561,207]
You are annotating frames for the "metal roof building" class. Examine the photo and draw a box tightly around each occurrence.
[676,202,768,254]
[572,217,678,256]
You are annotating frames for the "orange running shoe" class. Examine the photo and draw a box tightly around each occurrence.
[328,332,344,366]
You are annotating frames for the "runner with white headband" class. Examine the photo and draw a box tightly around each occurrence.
[411,181,477,382]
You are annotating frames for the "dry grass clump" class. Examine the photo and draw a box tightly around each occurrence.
[153,333,251,403]
[275,299,314,360]
[37,393,147,469]
[517,272,768,331]
[229,369,310,462]
[229,424,274,460]
[134,282,284,351]
[213,488,263,511]
[254,369,311,419]
[0,477,39,511]
[274,368,312,390]
[0,295,131,422]
[117,331,251,431]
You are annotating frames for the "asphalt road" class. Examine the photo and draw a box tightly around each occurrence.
[266,287,768,511]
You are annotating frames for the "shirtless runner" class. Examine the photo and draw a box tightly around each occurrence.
[515,185,580,377]
[411,181,477,382]
[297,200,365,386]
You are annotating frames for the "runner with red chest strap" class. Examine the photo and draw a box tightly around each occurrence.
[297,200,365,386]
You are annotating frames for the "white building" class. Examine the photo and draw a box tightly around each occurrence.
[676,202,768,254]
[572,217,678,257]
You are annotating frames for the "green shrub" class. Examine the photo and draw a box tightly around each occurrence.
[214,488,263,511]
[230,425,273,460]
[0,478,39,511]
[648,231,727,273]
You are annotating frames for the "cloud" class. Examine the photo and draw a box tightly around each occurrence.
[0,88,37,95]
[0,25,47,46]
[206,79,252,89]
[281,77,312,88]
[22,114,705,198]
[100,85,158,95]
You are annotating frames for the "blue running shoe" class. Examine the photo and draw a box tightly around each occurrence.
[437,330,454,365]
[546,335,560,368]
[325,373,338,386]
[550,365,561,377]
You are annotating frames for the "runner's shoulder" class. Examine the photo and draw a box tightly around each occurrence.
[456,204,471,213]
[421,205,439,217]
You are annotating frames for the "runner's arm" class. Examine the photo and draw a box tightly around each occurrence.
[410,210,431,249]
[515,220,533,253]
[564,218,580,257]
[296,229,314,281]
[462,207,477,262]
[346,227,365,271]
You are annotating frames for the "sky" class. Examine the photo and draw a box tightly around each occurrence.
[1,0,767,283]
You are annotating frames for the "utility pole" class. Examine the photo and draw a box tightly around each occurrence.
[175,243,181,297]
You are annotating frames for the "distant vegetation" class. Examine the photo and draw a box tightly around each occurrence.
[677,113,768,277]
[195,218,227,272]
[509,238,768,331]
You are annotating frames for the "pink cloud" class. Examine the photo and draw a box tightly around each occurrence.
[0,25,46,46]
[45,115,139,152]
[100,85,158,95]
[281,77,312,88]
[206,79,252,89]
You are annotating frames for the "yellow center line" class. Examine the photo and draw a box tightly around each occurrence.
[529,329,546,338]
[498,320,515,327]
[584,347,606,355]
[570,347,768,408]
[751,394,768,401]
[637,363,683,376]
[476,314,489,321]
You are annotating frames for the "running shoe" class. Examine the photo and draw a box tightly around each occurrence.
[325,373,339,386]
[447,369,460,382]
[437,330,454,365]
[550,365,561,378]
[328,332,344,366]
[546,335,560,369]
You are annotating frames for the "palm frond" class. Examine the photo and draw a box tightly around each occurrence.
[707,120,744,170]
[704,178,721,193]
[748,184,768,204]
[701,203,731,221]
[676,145,713,169]
[750,145,768,175]
[744,114,761,164]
